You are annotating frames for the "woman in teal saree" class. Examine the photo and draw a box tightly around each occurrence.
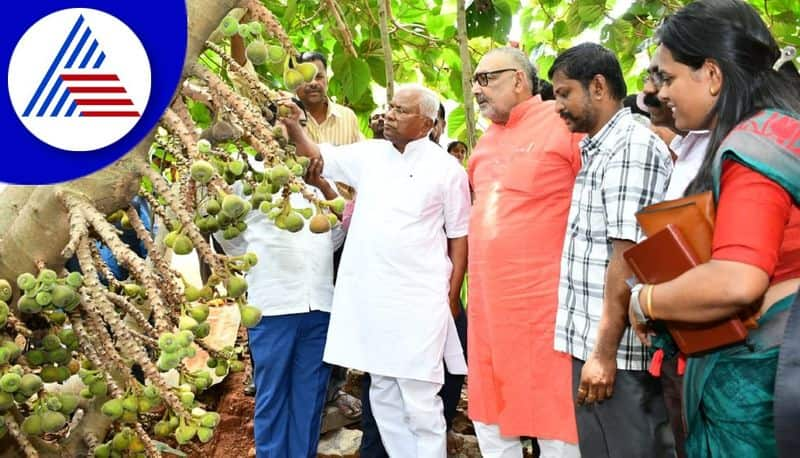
[626,1,800,457]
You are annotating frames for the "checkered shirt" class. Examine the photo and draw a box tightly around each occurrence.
[554,108,673,371]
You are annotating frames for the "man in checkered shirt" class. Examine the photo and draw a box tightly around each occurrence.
[549,43,676,458]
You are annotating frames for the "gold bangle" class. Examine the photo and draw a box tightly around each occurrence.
[645,284,656,320]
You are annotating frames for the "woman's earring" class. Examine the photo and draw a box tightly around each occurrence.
[710,87,719,96]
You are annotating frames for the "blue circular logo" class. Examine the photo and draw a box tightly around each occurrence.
[2,1,187,184]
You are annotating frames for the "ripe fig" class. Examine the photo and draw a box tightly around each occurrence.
[191,160,215,184]
[297,62,319,83]
[246,41,268,66]
[309,214,331,234]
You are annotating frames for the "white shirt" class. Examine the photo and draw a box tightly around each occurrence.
[319,137,471,383]
[665,130,710,199]
[214,180,345,316]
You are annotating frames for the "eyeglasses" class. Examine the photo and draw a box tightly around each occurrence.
[387,104,422,117]
[472,68,518,87]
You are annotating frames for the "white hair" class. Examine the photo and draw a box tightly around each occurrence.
[395,83,440,120]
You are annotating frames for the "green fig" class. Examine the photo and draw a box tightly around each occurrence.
[19,374,42,396]
[40,365,60,383]
[94,443,111,458]
[197,139,212,154]
[200,412,221,428]
[21,414,42,436]
[246,40,268,66]
[193,321,211,339]
[46,396,63,412]
[90,380,108,397]
[41,410,67,433]
[327,213,339,227]
[179,315,199,331]
[229,360,245,372]
[111,431,131,451]
[227,160,246,177]
[221,194,248,219]
[0,373,21,393]
[164,231,178,248]
[270,164,291,187]
[47,348,70,365]
[189,303,210,322]
[122,395,139,412]
[222,226,241,240]
[197,426,214,443]
[206,358,218,368]
[191,160,215,184]
[101,398,124,419]
[205,198,221,215]
[267,45,285,63]
[283,68,305,91]
[59,394,79,414]
[122,283,143,298]
[42,334,61,351]
[220,16,239,37]
[0,279,11,302]
[172,234,194,255]
[158,333,179,353]
[38,269,57,284]
[225,276,248,298]
[176,330,195,347]
[154,420,172,437]
[50,285,74,308]
[284,211,304,233]
[35,291,52,306]
[16,273,36,291]
[0,392,14,410]
[247,21,264,36]
[184,284,202,302]
[240,305,263,328]
[65,271,83,288]
[175,424,197,444]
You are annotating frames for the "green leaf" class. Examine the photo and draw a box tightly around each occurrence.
[284,0,297,23]
[331,56,372,102]
[186,100,212,129]
[366,56,387,87]
[447,105,466,140]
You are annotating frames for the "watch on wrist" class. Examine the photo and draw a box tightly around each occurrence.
[629,283,648,325]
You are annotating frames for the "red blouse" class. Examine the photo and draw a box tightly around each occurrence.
[712,162,800,284]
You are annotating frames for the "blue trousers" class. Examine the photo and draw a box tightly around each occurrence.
[248,310,332,458]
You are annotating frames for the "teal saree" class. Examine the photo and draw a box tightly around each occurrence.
[685,109,800,458]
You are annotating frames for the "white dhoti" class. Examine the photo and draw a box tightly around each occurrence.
[370,374,446,458]
[474,421,582,458]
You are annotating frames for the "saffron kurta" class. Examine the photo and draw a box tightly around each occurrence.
[467,95,581,441]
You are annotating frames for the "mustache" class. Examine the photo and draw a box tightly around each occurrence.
[475,95,488,104]
[642,93,662,108]
[559,110,578,122]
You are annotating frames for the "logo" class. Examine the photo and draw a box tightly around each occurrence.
[8,8,151,152]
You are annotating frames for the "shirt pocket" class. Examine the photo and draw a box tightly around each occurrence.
[502,155,567,199]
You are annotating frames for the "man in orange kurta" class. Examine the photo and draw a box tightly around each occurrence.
[467,47,583,457]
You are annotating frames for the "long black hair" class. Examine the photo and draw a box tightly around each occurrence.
[657,0,800,194]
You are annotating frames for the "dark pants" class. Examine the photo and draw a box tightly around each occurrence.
[571,357,675,458]
[249,311,332,458]
[360,309,468,458]
[660,355,687,458]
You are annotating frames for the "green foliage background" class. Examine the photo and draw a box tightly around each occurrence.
[254,0,799,142]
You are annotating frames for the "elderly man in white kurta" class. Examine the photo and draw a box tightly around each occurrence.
[281,84,470,458]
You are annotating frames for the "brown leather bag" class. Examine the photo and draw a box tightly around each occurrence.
[635,191,715,262]
[624,224,748,354]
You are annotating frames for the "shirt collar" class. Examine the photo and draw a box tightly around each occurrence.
[580,107,631,155]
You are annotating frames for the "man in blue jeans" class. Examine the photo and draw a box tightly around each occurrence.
[215,162,345,457]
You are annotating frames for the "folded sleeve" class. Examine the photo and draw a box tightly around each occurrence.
[711,161,792,276]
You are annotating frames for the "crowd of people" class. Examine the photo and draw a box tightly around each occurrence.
[221,0,800,456]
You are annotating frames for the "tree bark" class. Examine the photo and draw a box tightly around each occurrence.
[456,0,477,153]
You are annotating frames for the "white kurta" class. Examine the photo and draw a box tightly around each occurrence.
[320,137,470,383]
